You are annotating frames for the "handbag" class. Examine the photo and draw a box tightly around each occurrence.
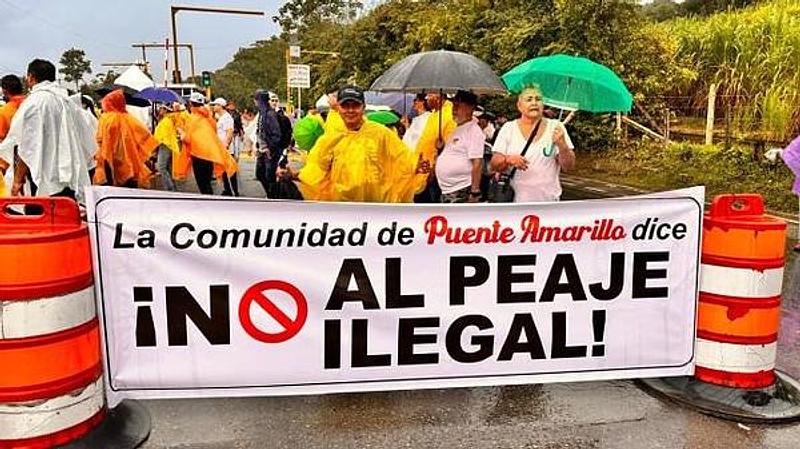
[487,119,542,203]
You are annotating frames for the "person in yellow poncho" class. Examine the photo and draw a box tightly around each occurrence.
[0,74,26,196]
[174,92,238,195]
[94,89,160,188]
[414,92,456,203]
[323,88,346,134]
[280,85,431,203]
[153,104,180,191]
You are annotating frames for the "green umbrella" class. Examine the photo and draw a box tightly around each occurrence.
[366,110,400,126]
[292,116,325,151]
[502,54,633,113]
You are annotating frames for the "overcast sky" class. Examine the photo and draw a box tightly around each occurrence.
[0,0,286,84]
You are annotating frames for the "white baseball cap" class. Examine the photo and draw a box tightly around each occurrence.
[210,97,227,107]
[189,91,206,105]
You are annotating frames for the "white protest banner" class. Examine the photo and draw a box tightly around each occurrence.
[86,187,703,406]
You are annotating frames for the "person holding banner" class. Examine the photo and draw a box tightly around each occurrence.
[279,85,430,203]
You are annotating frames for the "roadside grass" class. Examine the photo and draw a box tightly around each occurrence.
[572,140,797,214]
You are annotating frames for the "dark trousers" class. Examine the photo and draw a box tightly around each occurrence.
[192,158,214,195]
[414,179,442,203]
[255,152,274,197]
[222,172,239,196]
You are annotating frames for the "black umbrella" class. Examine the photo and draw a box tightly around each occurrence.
[370,50,506,146]
[95,84,151,107]
[369,50,507,95]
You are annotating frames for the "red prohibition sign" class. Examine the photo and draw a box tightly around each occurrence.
[238,280,308,343]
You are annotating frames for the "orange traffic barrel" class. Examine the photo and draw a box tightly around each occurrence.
[0,198,105,448]
[697,194,786,388]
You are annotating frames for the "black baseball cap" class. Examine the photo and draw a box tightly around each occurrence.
[337,85,365,105]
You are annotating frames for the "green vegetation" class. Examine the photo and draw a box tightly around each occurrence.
[215,0,675,122]
[573,140,797,213]
[655,0,800,141]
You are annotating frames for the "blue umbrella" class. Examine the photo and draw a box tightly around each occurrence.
[135,87,184,104]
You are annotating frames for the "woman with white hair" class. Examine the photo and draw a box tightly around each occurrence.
[490,85,576,202]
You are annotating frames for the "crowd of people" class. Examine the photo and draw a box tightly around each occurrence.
[0,57,578,206]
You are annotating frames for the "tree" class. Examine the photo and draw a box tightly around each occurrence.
[213,38,291,109]
[642,0,681,21]
[680,0,759,16]
[273,0,363,35]
[81,69,118,98]
[59,48,92,92]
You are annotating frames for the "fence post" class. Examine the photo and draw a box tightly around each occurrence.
[725,103,732,150]
[705,83,717,145]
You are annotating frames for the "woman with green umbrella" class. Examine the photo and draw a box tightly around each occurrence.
[489,85,576,202]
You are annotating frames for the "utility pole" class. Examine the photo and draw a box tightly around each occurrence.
[170,5,264,83]
[132,42,197,82]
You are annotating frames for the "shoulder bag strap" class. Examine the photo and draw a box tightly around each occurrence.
[507,118,543,180]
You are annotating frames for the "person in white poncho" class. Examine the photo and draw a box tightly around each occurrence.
[0,59,93,201]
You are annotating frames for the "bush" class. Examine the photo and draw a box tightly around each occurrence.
[574,140,797,212]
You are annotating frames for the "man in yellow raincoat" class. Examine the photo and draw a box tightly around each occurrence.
[413,92,456,203]
[153,104,180,191]
[323,88,346,134]
[174,92,238,195]
[280,85,430,203]
[94,89,160,188]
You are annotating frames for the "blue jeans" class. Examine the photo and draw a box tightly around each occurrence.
[157,145,177,191]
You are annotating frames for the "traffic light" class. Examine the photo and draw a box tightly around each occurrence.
[201,71,212,87]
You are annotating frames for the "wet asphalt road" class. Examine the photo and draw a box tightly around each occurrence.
[135,165,800,448]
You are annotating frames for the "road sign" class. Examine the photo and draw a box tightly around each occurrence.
[289,45,301,58]
[238,280,308,343]
[287,64,311,89]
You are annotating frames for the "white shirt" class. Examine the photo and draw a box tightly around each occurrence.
[402,111,430,150]
[492,118,574,202]
[0,81,92,201]
[435,119,485,194]
[216,111,234,148]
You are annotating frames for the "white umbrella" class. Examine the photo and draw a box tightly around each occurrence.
[114,66,155,130]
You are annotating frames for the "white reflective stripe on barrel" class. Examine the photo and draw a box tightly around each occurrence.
[0,377,104,439]
[0,286,95,339]
[700,263,783,298]
[696,338,776,373]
